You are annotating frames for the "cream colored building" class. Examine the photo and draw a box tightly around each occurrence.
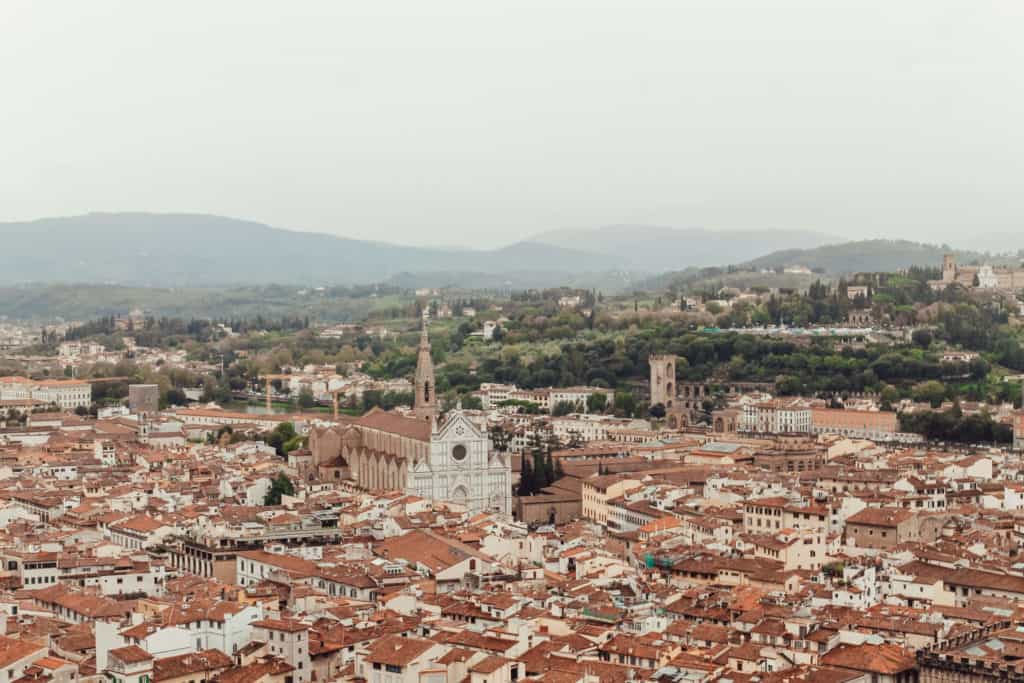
[581,475,642,525]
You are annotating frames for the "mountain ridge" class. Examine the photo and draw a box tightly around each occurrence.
[3,213,1007,291]
[530,224,844,271]
[0,212,623,287]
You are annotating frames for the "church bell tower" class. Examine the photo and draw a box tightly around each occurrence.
[413,323,438,421]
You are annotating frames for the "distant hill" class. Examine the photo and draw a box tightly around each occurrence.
[530,224,842,272]
[8,214,993,294]
[0,213,624,287]
[636,239,997,293]
[741,239,977,274]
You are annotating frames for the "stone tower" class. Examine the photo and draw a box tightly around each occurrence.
[649,354,677,408]
[943,254,957,283]
[413,324,438,421]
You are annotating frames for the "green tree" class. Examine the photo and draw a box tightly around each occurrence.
[264,472,296,505]
[552,400,578,417]
[459,395,483,410]
[912,380,946,408]
[265,422,297,456]
[880,384,900,410]
[166,388,187,406]
[518,457,534,497]
[266,431,285,455]
[298,388,316,410]
[525,431,551,494]
[613,391,636,417]
[543,451,556,485]
[586,392,608,414]
[531,450,547,493]
[911,328,933,348]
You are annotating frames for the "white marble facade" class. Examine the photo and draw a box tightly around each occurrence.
[408,411,511,515]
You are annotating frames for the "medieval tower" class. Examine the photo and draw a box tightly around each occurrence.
[413,324,438,421]
[942,254,957,283]
[649,354,677,408]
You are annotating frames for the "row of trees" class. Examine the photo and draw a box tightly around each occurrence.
[899,406,1013,445]
[517,431,565,496]
[64,315,310,348]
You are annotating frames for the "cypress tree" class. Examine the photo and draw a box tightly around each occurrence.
[531,450,547,493]
[518,457,533,496]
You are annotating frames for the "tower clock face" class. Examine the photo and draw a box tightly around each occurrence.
[452,444,467,461]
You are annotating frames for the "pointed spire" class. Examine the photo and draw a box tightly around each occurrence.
[413,322,438,421]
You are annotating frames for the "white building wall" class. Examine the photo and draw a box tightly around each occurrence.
[407,411,511,515]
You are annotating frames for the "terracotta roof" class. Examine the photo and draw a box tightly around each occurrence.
[251,618,309,633]
[34,657,72,671]
[470,655,509,674]
[238,550,317,578]
[820,643,916,674]
[110,514,166,533]
[364,635,436,666]
[0,635,45,669]
[375,529,488,572]
[109,645,153,664]
[355,408,432,442]
[847,507,914,527]
[153,650,233,682]
[212,660,294,683]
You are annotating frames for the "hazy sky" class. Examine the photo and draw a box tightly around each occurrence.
[2,0,1022,249]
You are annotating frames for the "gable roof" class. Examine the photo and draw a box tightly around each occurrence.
[153,650,233,682]
[364,635,436,666]
[376,529,489,573]
[356,408,432,442]
[0,636,45,669]
[820,643,916,674]
[847,507,914,527]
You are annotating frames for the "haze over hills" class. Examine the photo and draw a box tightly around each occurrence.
[949,232,1024,256]
[0,213,623,288]
[2,213,1016,294]
[531,225,844,272]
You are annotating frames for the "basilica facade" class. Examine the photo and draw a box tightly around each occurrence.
[308,326,511,515]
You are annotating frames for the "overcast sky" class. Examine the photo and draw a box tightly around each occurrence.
[2,1,1022,249]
